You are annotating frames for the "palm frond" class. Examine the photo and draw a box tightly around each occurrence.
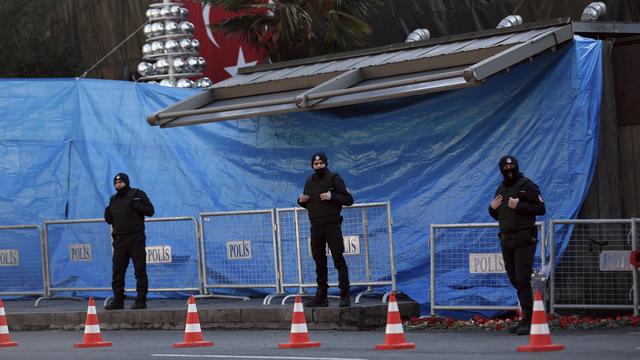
[324,10,372,52]
[213,14,271,51]
[278,2,313,43]
[204,0,383,61]
[200,0,261,12]
[334,0,384,19]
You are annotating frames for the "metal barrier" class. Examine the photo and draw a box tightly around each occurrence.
[276,202,396,304]
[429,222,545,315]
[0,224,45,297]
[550,219,638,315]
[136,217,201,293]
[36,217,201,307]
[198,209,278,302]
[13,212,635,313]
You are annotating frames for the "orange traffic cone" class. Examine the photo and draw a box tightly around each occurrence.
[0,299,18,347]
[375,293,415,350]
[74,297,112,348]
[278,294,320,348]
[173,295,214,348]
[517,290,564,352]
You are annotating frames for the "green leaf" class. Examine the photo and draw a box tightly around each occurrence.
[202,0,383,62]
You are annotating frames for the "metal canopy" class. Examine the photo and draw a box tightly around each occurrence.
[148,19,574,128]
[573,21,640,35]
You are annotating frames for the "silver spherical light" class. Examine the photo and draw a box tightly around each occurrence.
[150,41,165,54]
[170,6,188,18]
[164,39,179,53]
[172,57,187,73]
[179,38,192,53]
[159,7,171,18]
[146,8,161,20]
[165,21,179,35]
[143,24,153,38]
[140,4,204,85]
[153,58,169,74]
[195,77,213,88]
[186,56,199,72]
[137,62,154,77]
[150,22,165,37]
[190,39,200,52]
[179,21,195,34]
[176,78,195,88]
[169,6,181,17]
[142,43,153,57]
[197,56,207,71]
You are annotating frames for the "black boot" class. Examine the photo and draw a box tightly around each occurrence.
[130,295,147,310]
[104,298,124,310]
[508,322,518,334]
[339,288,351,308]
[510,310,531,335]
[516,313,531,335]
[130,302,146,310]
[304,289,328,308]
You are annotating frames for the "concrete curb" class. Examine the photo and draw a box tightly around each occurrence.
[6,302,420,331]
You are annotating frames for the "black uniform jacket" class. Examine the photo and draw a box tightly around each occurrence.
[298,170,354,225]
[488,176,545,236]
[104,188,154,236]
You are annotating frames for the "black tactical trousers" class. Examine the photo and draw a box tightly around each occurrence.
[310,222,350,293]
[112,232,148,303]
[500,231,537,314]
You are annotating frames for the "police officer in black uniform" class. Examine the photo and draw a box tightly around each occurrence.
[104,173,154,310]
[489,156,545,335]
[298,152,354,307]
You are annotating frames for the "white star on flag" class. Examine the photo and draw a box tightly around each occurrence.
[224,47,258,77]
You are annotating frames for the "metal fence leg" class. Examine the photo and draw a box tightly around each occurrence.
[35,295,84,308]
[194,292,250,301]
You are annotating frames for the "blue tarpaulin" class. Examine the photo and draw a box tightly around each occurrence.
[0,36,601,312]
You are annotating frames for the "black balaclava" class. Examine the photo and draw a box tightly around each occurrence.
[113,172,131,196]
[311,152,328,176]
[499,155,521,185]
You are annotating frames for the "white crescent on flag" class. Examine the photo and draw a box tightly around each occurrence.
[202,4,220,49]
[184,1,263,83]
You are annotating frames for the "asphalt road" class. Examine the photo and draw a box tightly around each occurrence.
[1,328,639,360]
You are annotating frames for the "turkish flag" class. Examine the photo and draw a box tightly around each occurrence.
[183,1,264,84]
